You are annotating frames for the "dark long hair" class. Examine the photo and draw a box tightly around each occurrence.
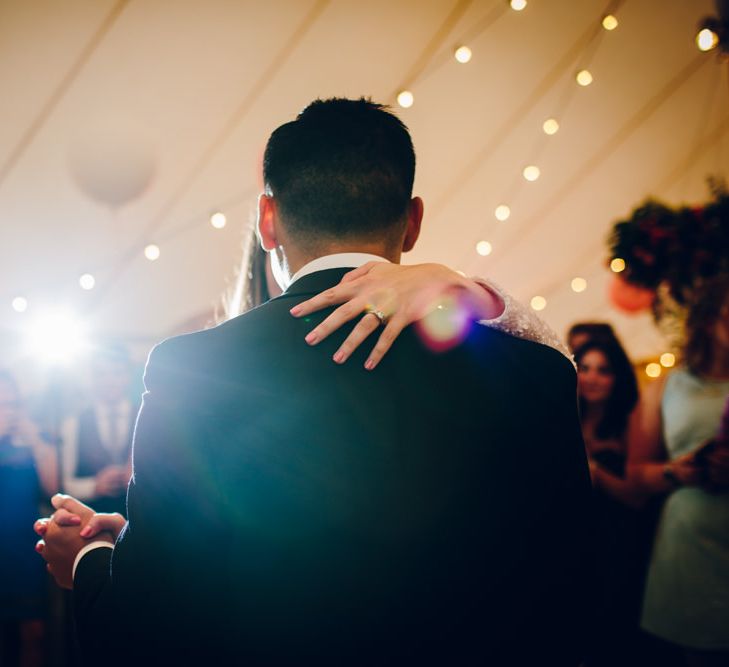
[220,225,272,321]
[575,340,639,441]
[684,276,729,376]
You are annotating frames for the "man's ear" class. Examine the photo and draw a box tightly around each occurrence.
[402,196,423,253]
[256,194,278,251]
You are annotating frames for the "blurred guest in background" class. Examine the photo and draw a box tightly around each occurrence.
[0,371,57,667]
[575,340,656,667]
[568,321,620,353]
[631,278,729,666]
[61,345,137,515]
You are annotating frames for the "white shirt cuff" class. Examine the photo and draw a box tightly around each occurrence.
[73,542,114,581]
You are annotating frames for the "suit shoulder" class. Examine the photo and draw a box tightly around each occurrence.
[466,325,576,386]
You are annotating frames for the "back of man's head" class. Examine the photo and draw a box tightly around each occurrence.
[263,98,416,252]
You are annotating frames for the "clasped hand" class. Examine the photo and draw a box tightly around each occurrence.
[34,494,127,590]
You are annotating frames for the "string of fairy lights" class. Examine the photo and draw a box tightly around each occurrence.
[5,0,725,375]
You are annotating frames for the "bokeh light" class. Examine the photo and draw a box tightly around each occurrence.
[697,28,719,52]
[210,212,227,229]
[576,69,593,86]
[494,204,511,221]
[571,277,587,293]
[530,295,547,311]
[602,15,618,31]
[454,46,472,63]
[610,257,626,273]
[510,0,527,11]
[523,165,540,181]
[660,352,676,368]
[397,90,414,108]
[79,273,95,290]
[144,244,161,261]
[645,362,662,378]
[12,296,28,313]
[476,240,493,256]
[543,118,560,135]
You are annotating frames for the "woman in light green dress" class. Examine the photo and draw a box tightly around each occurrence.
[639,283,729,666]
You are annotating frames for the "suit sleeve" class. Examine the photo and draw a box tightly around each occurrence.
[72,338,226,657]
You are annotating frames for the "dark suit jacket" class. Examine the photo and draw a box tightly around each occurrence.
[74,268,593,666]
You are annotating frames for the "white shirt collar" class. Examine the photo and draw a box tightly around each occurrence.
[287,253,390,288]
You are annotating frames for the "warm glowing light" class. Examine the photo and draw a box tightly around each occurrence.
[660,352,676,368]
[494,204,511,221]
[530,296,547,311]
[576,69,593,86]
[26,309,88,364]
[571,277,587,293]
[144,244,160,261]
[645,362,662,378]
[510,0,527,11]
[697,28,719,52]
[415,293,472,352]
[610,258,626,273]
[210,212,227,229]
[543,118,560,135]
[79,273,95,290]
[12,297,28,313]
[602,14,618,31]
[523,165,540,182]
[397,90,414,108]
[454,46,472,63]
[476,241,493,256]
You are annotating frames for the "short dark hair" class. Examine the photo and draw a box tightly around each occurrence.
[263,98,416,249]
[567,322,618,347]
[574,340,638,441]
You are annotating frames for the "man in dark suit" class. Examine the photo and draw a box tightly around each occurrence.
[36,98,593,665]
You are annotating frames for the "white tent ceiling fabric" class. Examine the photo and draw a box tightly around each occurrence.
[0,0,725,365]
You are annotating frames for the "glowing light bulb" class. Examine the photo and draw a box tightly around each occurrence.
[397,90,414,108]
[476,241,493,256]
[602,15,618,31]
[543,118,559,135]
[697,28,719,52]
[12,297,27,313]
[454,46,472,63]
[645,362,662,378]
[510,0,527,11]
[210,212,227,229]
[523,165,540,182]
[494,204,511,221]
[660,352,676,368]
[530,296,547,311]
[144,244,160,261]
[79,273,95,290]
[576,69,593,86]
[610,258,626,273]
[571,277,587,293]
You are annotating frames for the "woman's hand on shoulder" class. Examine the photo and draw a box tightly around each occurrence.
[289,262,504,370]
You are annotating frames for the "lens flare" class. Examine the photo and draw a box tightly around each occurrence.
[26,309,89,364]
[415,293,473,352]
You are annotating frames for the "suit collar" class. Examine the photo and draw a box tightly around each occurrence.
[278,268,353,300]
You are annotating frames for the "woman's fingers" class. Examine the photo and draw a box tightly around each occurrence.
[290,281,360,318]
[304,298,368,345]
[339,261,379,283]
[33,518,49,536]
[52,508,82,527]
[364,315,408,370]
[332,313,382,364]
[80,513,127,540]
